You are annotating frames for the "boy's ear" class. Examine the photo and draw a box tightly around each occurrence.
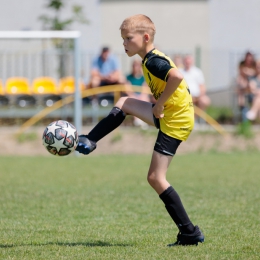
[143,33,150,42]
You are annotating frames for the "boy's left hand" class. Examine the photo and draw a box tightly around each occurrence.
[152,103,164,118]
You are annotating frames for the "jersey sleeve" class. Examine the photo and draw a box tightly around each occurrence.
[145,56,174,81]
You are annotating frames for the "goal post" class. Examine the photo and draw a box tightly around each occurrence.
[0,30,82,135]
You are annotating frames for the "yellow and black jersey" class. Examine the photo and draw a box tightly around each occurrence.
[142,48,194,141]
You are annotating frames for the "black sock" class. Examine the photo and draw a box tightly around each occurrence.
[159,186,195,234]
[87,107,126,142]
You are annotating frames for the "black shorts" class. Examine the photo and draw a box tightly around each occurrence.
[152,104,182,156]
[154,130,182,156]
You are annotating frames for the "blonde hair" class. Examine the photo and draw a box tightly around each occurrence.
[120,14,156,41]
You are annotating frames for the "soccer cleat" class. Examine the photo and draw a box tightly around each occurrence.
[75,135,96,155]
[167,225,204,247]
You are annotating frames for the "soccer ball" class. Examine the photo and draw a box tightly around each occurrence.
[42,120,79,156]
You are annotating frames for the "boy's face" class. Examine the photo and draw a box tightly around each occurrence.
[121,29,146,58]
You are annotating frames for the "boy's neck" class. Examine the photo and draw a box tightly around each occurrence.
[139,44,155,59]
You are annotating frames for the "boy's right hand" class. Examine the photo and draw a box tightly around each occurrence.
[152,103,164,118]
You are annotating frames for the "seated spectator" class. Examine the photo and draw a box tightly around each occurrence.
[125,59,150,102]
[88,46,124,104]
[249,59,260,91]
[236,51,257,120]
[173,54,184,69]
[125,59,150,129]
[236,62,251,110]
[179,54,211,113]
[246,59,260,120]
[239,51,257,80]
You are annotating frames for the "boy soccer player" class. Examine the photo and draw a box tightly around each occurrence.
[76,14,204,246]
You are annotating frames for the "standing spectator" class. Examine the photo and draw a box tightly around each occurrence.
[180,54,211,113]
[88,46,124,104]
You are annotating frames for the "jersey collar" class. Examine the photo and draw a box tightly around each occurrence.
[142,48,156,63]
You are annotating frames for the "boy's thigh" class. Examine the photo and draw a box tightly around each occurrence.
[154,130,182,156]
[119,97,155,126]
[148,150,173,176]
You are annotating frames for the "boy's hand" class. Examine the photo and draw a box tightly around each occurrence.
[152,103,164,118]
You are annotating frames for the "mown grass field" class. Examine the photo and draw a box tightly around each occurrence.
[0,152,260,260]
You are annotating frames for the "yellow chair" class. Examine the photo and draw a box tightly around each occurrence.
[59,77,85,94]
[32,77,59,95]
[0,79,4,95]
[6,77,31,94]
[5,77,36,107]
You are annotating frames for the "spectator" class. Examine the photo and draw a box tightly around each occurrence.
[88,46,124,104]
[125,59,150,129]
[236,52,257,121]
[125,59,150,102]
[173,54,184,69]
[236,61,251,111]
[246,59,260,120]
[180,54,211,113]
[249,59,260,91]
[239,51,257,80]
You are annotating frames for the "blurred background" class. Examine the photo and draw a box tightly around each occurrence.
[0,0,260,151]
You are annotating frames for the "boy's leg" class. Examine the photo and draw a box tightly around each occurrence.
[117,97,155,125]
[147,132,204,246]
[76,97,155,154]
[147,150,195,233]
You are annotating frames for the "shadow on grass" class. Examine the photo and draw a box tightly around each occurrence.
[48,241,132,247]
[0,240,132,248]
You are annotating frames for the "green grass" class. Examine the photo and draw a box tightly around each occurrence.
[0,153,260,260]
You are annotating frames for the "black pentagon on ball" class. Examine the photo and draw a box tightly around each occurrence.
[55,128,67,140]
[46,146,58,155]
[44,132,55,145]
[68,122,76,129]
[56,120,68,128]
[48,121,56,127]
[58,148,71,156]
[42,127,48,138]
[64,135,74,148]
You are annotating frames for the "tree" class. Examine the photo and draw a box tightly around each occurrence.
[39,0,88,31]
[38,0,89,77]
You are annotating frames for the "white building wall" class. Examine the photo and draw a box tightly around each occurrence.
[0,0,101,52]
[0,0,260,97]
[100,1,210,80]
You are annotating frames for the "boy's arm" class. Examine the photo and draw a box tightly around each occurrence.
[153,68,183,118]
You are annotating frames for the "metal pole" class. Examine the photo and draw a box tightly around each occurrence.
[195,45,201,68]
[73,37,82,140]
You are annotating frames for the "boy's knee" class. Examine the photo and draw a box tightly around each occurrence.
[115,96,128,109]
[147,173,158,187]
